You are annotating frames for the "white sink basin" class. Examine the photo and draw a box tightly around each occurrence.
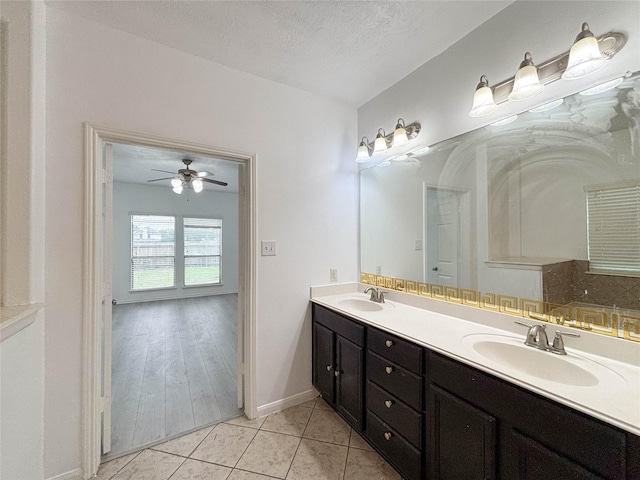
[337,298,383,312]
[462,334,626,387]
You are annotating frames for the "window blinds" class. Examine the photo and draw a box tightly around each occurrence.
[586,182,640,274]
[183,217,222,285]
[131,215,176,290]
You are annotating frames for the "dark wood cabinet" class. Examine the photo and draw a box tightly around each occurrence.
[311,302,640,480]
[311,304,364,429]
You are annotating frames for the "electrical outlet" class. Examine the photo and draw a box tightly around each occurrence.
[261,241,276,256]
[330,269,338,282]
[415,239,423,251]
[376,266,382,275]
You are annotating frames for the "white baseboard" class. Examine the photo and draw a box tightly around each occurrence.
[257,388,319,417]
[115,289,238,305]
[46,468,83,480]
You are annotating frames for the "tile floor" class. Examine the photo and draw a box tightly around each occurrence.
[97,397,402,480]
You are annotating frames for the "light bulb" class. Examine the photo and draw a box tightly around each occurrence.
[509,53,544,101]
[469,75,498,117]
[562,23,607,80]
[171,177,182,188]
[392,119,409,147]
[355,137,371,163]
[373,129,388,155]
[192,178,203,193]
[172,185,183,194]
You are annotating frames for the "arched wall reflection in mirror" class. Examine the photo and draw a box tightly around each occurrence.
[360,71,640,342]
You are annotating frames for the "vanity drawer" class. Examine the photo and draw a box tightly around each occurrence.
[366,410,422,480]
[366,380,422,449]
[312,304,364,346]
[367,351,423,411]
[368,327,423,375]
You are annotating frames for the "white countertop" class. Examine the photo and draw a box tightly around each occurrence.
[310,283,640,436]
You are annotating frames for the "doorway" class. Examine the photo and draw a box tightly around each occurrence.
[104,142,244,458]
[82,124,256,477]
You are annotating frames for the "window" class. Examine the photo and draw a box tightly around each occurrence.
[586,181,640,275]
[184,217,222,286]
[131,215,176,290]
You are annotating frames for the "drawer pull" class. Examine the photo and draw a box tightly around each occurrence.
[384,400,394,409]
[385,366,394,374]
[326,365,332,372]
[385,340,394,348]
[334,370,341,377]
[384,432,392,441]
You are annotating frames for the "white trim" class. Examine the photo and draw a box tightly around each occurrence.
[45,468,83,480]
[115,289,239,305]
[257,388,320,418]
[82,123,257,476]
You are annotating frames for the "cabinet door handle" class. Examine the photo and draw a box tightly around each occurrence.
[326,365,332,372]
[385,340,394,348]
[383,432,392,441]
[384,400,394,409]
[334,370,341,377]
[385,366,394,374]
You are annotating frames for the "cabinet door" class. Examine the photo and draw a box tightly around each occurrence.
[508,430,603,480]
[428,385,496,480]
[336,335,364,429]
[313,321,335,404]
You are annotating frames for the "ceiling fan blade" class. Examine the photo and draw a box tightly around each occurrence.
[197,171,215,177]
[147,177,174,182]
[151,169,177,175]
[201,178,228,187]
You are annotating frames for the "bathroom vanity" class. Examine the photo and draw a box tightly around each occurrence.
[311,286,640,480]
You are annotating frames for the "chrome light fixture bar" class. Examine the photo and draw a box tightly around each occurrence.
[355,118,421,162]
[469,23,626,117]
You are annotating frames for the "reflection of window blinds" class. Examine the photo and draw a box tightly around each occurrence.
[586,181,640,274]
[131,215,176,290]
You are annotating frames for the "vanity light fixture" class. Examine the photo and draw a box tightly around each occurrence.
[579,77,623,95]
[468,22,626,117]
[355,137,372,163]
[392,119,410,147]
[508,52,544,101]
[469,75,498,117]
[355,120,421,163]
[373,128,389,155]
[562,23,607,80]
[528,98,564,113]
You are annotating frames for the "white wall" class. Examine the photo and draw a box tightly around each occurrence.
[44,7,358,478]
[0,2,46,479]
[112,182,239,304]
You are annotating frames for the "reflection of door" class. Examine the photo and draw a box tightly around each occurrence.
[426,188,460,286]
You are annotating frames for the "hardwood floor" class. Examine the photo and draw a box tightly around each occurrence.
[108,294,241,458]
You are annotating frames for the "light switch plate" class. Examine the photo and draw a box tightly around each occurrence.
[261,241,276,256]
[415,239,423,251]
[330,269,338,282]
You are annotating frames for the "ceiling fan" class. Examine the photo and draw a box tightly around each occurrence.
[147,158,228,194]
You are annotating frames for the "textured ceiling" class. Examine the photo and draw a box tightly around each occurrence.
[46,0,513,106]
[112,143,239,192]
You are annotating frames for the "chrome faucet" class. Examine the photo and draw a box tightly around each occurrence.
[364,287,385,303]
[515,321,580,355]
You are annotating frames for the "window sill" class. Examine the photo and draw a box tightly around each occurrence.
[129,287,178,293]
[1,303,45,342]
[183,283,223,289]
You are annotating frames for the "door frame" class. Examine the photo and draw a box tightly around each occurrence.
[82,123,257,477]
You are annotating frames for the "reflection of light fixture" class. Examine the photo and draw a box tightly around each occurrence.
[469,21,626,116]
[508,52,544,101]
[391,154,408,162]
[393,119,409,147]
[377,160,391,167]
[579,77,623,95]
[373,129,388,155]
[355,137,371,163]
[469,75,498,117]
[408,145,430,156]
[562,23,607,80]
[490,115,518,126]
[529,99,564,112]
[355,119,421,163]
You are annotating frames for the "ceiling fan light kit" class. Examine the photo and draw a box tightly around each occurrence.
[147,158,228,194]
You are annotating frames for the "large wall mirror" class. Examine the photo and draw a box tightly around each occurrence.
[360,71,640,341]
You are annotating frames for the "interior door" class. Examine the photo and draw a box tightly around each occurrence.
[101,142,114,454]
[426,188,459,286]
